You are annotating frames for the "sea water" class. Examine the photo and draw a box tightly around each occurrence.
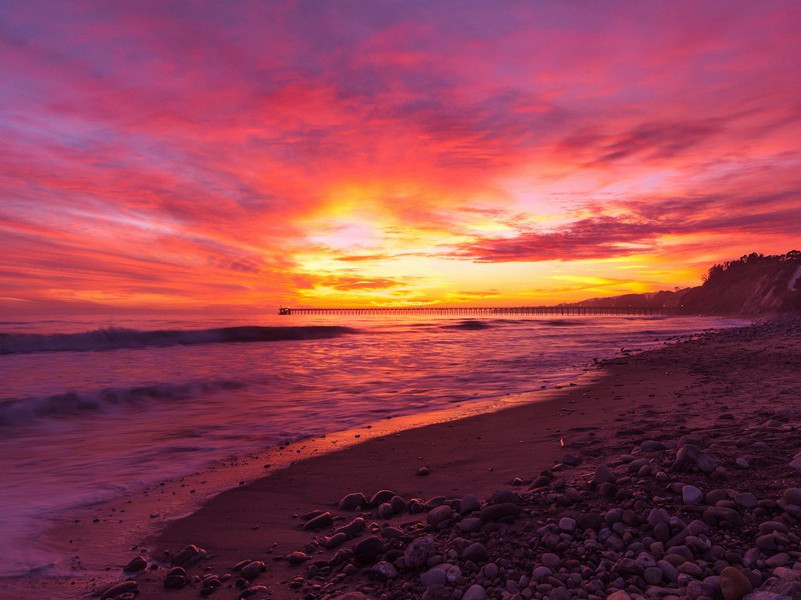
[0,313,745,576]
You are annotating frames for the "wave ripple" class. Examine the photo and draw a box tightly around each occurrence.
[0,325,358,355]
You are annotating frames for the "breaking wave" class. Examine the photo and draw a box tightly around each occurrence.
[0,325,359,355]
[0,380,247,427]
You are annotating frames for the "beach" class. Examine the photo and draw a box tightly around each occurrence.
[12,316,799,599]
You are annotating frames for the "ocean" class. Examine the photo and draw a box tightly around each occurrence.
[0,313,746,577]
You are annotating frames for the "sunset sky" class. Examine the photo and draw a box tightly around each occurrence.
[2,1,801,314]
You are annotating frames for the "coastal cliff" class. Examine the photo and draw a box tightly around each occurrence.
[679,252,801,315]
[565,251,801,316]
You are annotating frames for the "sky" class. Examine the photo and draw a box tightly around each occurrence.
[2,0,801,314]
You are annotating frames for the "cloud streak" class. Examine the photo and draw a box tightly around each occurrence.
[2,1,801,311]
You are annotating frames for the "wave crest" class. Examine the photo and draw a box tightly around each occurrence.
[0,380,246,427]
[0,325,358,355]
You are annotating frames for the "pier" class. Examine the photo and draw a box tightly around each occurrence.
[278,306,678,316]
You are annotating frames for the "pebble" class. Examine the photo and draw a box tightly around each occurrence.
[404,535,436,568]
[682,484,703,505]
[782,487,801,505]
[479,502,520,522]
[462,542,488,563]
[462,584,487,600]
[123,556,146,573]
[338,492,367,511]
[353,536,384,564]
[303,511,333,531]
[720,565,753,599]
[372,560,398,579]
[286,551,308,565]
[460,493,481,514]
[100,581,138,599]
[558,516,576,531]
[240,560,265,581]
[426,504,453,527]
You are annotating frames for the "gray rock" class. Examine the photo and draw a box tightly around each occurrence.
[593,464,617,484]
[483,562,499,578]
[404,535,436,568]
[558,517,576,531]
[460,494,481,514]
[353,536,383,564]
[540,553,561,569]
[420,566,447,587]
[463,584,487,600]
[462,542,488,563]
[123,556,146,573]
[240,561,265,581]
[368,490,397,506]
[682,485,703,505]
[303,511,333,531]
[377,502,393,519]
[338,492,367,511]
[427,505,453,527]
[782,488,801,505]
[479,502,520,522]
[458,517,483,533]
[372,560,398,579]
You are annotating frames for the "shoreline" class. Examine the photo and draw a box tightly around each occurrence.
[1,358,611,599]
[125,317,801,599]
[8,317,801,600]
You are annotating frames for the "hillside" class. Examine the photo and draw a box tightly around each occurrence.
[563,288,691,309]
[679,251,801,315]
[562,251,801,315]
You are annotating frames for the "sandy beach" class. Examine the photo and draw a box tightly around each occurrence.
[9,316,795,600]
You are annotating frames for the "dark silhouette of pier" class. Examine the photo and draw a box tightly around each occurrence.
[278,306,678,316]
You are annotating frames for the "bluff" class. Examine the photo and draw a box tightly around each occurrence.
[678,251,801,315]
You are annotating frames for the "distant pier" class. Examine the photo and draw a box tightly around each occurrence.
[278,306,678,316]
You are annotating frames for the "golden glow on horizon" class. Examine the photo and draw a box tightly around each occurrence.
[2,2,801,314]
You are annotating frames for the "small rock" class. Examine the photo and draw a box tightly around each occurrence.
[338,492,367,511]
[782,487,801,505]
[372,560,398,579]
[462,542,488,563]
[404,535,436,568]
[123,556,147,573]
[720,565,753,600]
[420,567,447,587]
[593,464,617,484]
[479,502,520,522]
[101,581,138,599]
[460,494,481,514]
[558,517,576,532]
[683,484,703,505]
[377,502,393,519]
[353,536,384,564]
[416,466,430,476]
[240,560,265,581]
[286,552,308,565]
[426,505,453,527]
[303,511,333,531]
[463,584,487,600]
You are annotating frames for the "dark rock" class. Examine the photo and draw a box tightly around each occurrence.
[353,536,384,564]
[368,490,397,506]
[461,542,488,563]
[123,556,147,573]
[479,502,520,522]
[338,492,367,511]
[240,560,265,581]
[303,511,333,531]
[172,544,205,566]
[101,580,138,599]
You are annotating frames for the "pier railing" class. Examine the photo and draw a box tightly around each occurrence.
[278,306,678,316]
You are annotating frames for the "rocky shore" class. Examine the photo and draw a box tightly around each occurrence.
[102,318,801,600]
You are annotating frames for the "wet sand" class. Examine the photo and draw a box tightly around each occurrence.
[7,317,801,599]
